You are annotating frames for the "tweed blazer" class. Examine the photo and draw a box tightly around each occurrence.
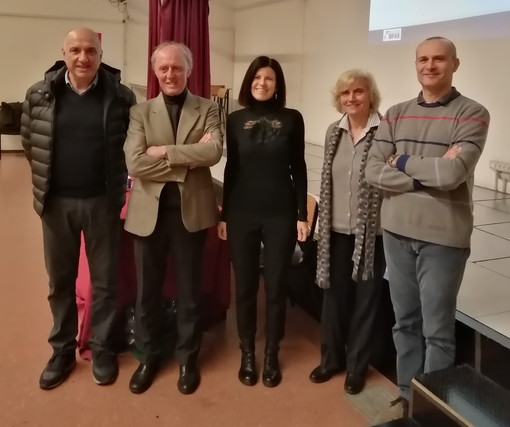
[124,92,223,236]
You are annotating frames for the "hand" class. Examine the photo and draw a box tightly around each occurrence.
[297,220,309,242]
[199,132,212,143]
[189,133,212,169]
[146,145,167,159]
[443,145,462,160]
[387,154,399,168]
[217,221,227,240]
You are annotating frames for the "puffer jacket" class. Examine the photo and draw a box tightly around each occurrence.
[21,61,136,216]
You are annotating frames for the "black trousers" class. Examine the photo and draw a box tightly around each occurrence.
[41,195,121,355]
[133,204,207,365]
[319,232,386,375]
[227,214,296,348]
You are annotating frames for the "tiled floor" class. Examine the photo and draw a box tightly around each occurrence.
[467,182,510,348]
[0,153,398,427]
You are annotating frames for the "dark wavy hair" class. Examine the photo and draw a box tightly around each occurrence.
[238,56,286,108]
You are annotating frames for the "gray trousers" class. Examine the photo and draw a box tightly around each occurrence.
[41,195,121,355]
[383,230,469,399]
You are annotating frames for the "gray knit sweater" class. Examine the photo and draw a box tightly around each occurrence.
[365,88,490,248]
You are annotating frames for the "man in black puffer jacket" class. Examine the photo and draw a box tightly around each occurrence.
[21,27,136,390]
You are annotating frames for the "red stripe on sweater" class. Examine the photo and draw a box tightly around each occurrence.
[382,115,489,127]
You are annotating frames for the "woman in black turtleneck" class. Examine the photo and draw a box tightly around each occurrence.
[218,56,308,388]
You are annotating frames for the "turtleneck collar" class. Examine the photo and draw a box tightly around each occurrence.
[249,98,281,114]
[163,88,188,106]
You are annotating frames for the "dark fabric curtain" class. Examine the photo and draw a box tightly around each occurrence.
[147,0,211,100]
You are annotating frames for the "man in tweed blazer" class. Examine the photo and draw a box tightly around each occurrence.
[124,41,222,395]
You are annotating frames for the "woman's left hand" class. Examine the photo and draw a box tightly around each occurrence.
[297,220,309,242]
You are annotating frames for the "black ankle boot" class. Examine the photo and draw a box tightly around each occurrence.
[238,344,257,386]
[262,353,281,387]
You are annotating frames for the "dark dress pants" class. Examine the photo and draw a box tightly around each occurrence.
[133,205,207,365]
[319,232,385,375]
[41,195,121,355]
[228,214,296,348]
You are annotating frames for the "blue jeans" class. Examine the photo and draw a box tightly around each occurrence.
[383,231,470,399]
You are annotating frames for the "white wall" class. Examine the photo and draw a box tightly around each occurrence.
[0,0,125,150]
[0,0,124,102]
[2,0,507,191]
[124,0,148,93]
[233,0,305,109]
[0,0,235,150]
[234,0,509,190]
[209,0,236,90]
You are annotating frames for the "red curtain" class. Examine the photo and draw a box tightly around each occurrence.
[147,0,211,100]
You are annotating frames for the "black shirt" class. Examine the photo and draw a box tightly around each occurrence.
[222,99,307,222]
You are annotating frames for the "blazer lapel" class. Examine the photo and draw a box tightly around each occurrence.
[151,93,175,145]
[176,93,200,145]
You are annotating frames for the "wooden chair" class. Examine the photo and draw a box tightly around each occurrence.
[210,84,225,97]
[211,85,229,131]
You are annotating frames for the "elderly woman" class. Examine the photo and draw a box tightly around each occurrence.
[309,69,386,395]
[218,56,308,387]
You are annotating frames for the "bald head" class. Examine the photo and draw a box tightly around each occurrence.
[62,27,103,91]
[64,27,102,52]
[416,36,457,60]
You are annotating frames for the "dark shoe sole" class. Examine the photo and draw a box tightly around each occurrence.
[238,369,257,386]
[130,384,151,394]
[93,369,119,386]
[309,369,342,384]
[309,374,333,384]
[344,384,364,395]
[262,374,282,388]
[177,378,200,395]
[344,374,365,395]
[239,376,257,386]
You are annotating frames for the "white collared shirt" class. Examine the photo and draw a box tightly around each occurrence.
[331,112,381,233]
[65,70,99,95]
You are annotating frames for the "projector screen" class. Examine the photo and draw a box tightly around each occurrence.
[369,0,510,43]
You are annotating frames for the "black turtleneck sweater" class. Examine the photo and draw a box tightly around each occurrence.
[221,99,307,222]
[160,89,188,207]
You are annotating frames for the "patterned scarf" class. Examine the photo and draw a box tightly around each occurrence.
[316,122,380,288]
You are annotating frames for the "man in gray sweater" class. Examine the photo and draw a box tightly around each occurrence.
[366,37,490,421]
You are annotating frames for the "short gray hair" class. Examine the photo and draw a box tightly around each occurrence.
[332,69,381,114]
[422,36,457,60]
[151,41,193,72]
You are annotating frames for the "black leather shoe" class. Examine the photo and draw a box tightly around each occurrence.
[39,353,76,390]
[129,362,159,394]
[262,354,281,388]
[238,349,257,386]
[344,372,365,395]
[309,365,342,384]
[177,364,200,395]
